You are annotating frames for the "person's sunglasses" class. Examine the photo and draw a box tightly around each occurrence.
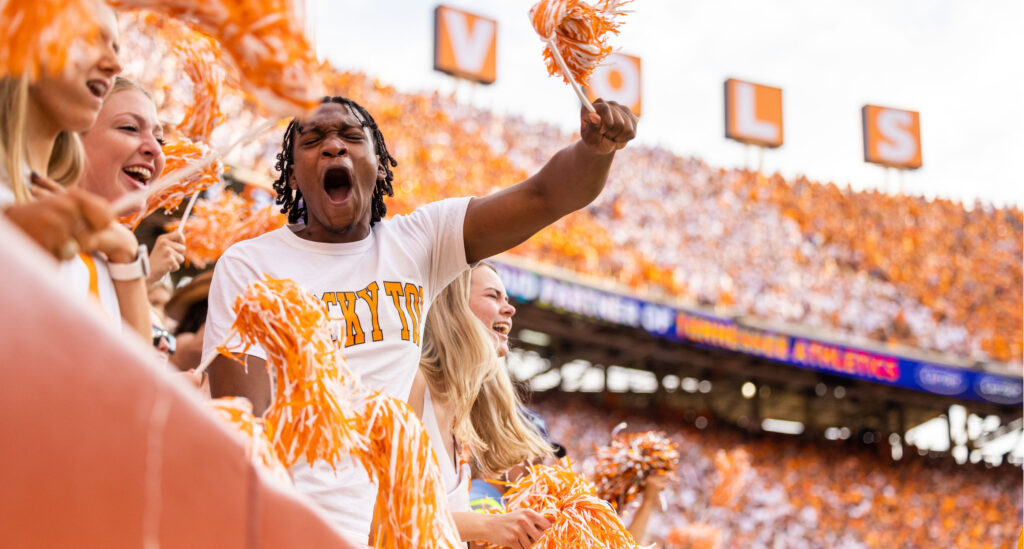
[151,326,177,355]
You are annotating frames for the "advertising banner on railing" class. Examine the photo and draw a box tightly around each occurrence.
[494,261,1022,406]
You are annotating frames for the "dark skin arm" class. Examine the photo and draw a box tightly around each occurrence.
[463,99,637,263]
[208,354,271,415]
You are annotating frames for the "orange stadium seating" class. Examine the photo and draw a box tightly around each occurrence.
[118,14,1022,371]
[533,395,1022,548]
[252,72,1022,371]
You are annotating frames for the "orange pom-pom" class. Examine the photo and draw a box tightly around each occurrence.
[529,0,630,86]
[220,276,358,469]
[120,137,225,228]
[220,277,461,547]
[227,203,288,247]
[109,0,324,115]
[592,428,678,511]
[208,396,291,485]
[496,458,639,548]
[173,30,228,143]
[0,0,100,81]
[167,193,286,268]
[358,393,463,548]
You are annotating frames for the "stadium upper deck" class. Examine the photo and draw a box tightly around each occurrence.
[118,15,1023,372]
[213,70,1023,374]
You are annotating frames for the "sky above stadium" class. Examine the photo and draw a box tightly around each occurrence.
[308,0,1023,208]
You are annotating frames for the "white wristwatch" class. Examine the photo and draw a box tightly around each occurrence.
[108,244,150,281]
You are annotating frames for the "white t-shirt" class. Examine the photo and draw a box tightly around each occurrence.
[0,168,123,332]
[59,253,123,332]
[201,197,472,544]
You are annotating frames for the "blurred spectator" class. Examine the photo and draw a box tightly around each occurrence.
[148,275,173,326]
[165,272,212,386]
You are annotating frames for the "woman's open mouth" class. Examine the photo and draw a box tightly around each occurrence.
[86,79,109,99]
[492,322,511,339]
[122,165,153,189]
[323,166,352,204]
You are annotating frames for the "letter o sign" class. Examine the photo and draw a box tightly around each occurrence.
[585,53,642,116]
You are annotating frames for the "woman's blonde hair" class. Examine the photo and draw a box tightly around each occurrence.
[0,77,85,203]
[107,76,154,101]
[420,264,553,476]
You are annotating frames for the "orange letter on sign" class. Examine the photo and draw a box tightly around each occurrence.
[724,78,784,148]
[862,105,922,169]
[585,53,642,116]
[434,6,497,84]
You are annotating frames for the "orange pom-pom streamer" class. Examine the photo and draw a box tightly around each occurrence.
[496,458,639,548]
[529,0,630,107]
[108,0,324,116]
[173,30,228,143]
[359,393,463,548]
[0,0,99,81]
[167,193,286,268]
[709,448,750,509]
[119,137,225,228]
[218,276,359,469]
[208,396,291,485]
[165,192,248,268]
[227,203,288,247]
[592,428,678,511]
[215,277,461,547]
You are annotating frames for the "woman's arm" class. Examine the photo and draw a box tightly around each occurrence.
[626,474,668,544]
[97,222,151,340]
[409,370,427,418]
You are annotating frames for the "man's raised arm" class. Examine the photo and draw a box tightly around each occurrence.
[463,98,638,264]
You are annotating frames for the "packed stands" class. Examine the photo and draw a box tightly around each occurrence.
[318,74,1023,371]
[120,16,1023,372]
[532,394,1022,548]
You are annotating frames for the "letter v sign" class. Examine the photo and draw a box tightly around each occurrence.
[434,6,497,84]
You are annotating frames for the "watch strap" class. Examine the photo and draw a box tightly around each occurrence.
[108,244,149,281]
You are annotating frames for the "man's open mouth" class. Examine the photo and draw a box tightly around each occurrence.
[323,166,352,204]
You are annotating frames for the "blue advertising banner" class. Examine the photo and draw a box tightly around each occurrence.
[494,261,1022,406]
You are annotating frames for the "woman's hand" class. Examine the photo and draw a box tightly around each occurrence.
[4,186,112,259]
[482,509,551,549]
[642,473,668,499]
[147,231,186,285]
[94,221,140,264]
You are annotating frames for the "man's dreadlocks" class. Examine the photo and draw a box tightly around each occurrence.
[272,96,398,225]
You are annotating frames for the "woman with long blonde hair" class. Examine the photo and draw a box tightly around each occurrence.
[0,1,123,258]
[409,263,554,548]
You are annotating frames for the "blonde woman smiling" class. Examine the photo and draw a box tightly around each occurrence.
[409,264,554,549]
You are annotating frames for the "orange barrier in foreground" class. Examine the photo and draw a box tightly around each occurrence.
[0,218,354,549]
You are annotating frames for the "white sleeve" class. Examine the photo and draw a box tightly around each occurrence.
[427,197,471,303]
[201,253,266,363]
[397,197,472,303]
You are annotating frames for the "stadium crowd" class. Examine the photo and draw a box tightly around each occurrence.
[117,8,1024,370]
[193,69,1022,371]
[533,395,1022,548]
[4,5,1020,547]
